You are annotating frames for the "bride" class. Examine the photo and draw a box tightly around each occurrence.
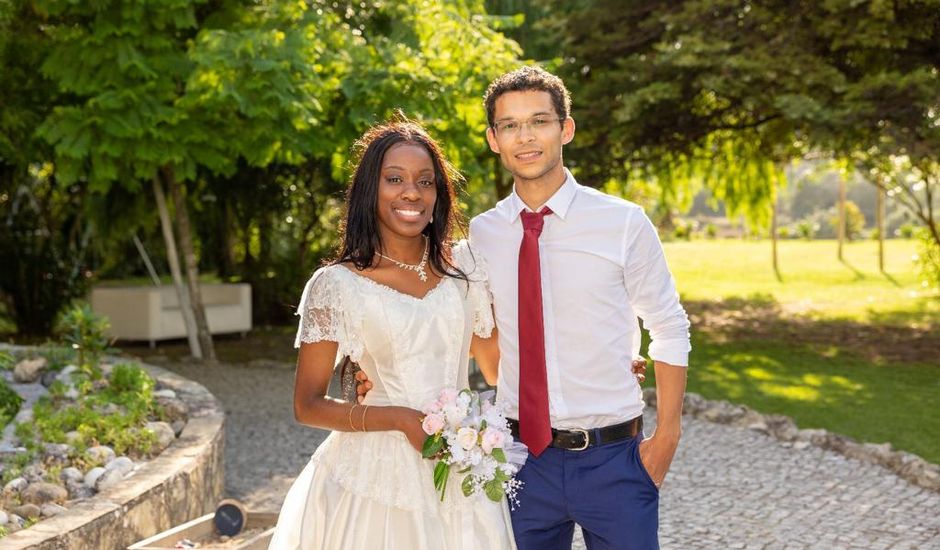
[268,118,515,549]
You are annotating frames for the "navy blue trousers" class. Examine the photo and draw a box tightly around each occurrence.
[510,433,659,550]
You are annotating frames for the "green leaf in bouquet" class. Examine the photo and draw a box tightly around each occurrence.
[461,474,475,497]
[422,434,444,458]
[433,461,450,492]
[480,419,488,430]
[491,447,507,463]
[484,478,504,502]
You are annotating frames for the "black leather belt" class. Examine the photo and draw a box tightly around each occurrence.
[507,417,643,451]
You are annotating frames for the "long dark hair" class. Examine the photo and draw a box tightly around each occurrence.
[333,117,467,282]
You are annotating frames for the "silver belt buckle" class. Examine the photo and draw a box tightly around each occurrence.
[570,428,590,451]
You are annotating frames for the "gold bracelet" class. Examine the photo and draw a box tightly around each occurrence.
[360,405,370,432]
[348,404,360,432]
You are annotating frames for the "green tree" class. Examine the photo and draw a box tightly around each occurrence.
[547,0,939,266]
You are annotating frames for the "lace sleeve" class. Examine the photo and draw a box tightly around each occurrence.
[453,240,495,338]
[293,267,364,362]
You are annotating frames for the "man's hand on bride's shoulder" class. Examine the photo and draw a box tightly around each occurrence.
[633,357,648,384]
[355,370,372,404]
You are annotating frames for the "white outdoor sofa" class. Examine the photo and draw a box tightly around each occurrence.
[90,283,252,346]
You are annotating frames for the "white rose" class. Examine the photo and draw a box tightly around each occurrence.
[443,405,467,428]
[456,427,479,451]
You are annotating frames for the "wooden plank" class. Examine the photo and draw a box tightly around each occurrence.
[128,513,215,549]
[128,511,278,550]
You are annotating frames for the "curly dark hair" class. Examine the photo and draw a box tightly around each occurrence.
[483,65,572,128]
[333,116,467,283]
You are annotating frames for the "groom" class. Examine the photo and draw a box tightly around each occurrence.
[470,66,690,550]
[361,66,689,549]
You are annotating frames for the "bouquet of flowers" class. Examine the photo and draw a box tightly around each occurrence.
[420,388,527,508]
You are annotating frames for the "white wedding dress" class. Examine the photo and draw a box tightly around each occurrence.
[269,241,516,550]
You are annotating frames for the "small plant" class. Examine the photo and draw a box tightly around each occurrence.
[897,222,916,239]
[0,377,23,428]
[705,223,717,239]
[58,304,113,379]
[18,362,159,458]
[0,350,15,371]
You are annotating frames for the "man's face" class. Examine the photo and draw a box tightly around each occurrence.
[486,90,575,183]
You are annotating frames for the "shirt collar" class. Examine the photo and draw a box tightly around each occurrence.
[501,168,578,223]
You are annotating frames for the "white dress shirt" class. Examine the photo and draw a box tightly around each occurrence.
[470,168,691,430]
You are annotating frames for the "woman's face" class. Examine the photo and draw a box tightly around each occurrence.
[376,142,438,243]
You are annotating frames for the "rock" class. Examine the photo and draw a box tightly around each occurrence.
[796,428,829,446]
[153,389,178,400]
[862,442,894,464]
[84,467,106,488]
[171,420,186,437]
[793,441,811,450]
[12,503,40,519]
[7,513,25,532]
[21,482,67,505]
[105,456,134,475]
[156,397,189,423]
[61,467,83,484]
[66,481,94,500]
[13,357,46,383]
[0,509,7,525]
[65,431,82,445]
[43,442,72,463]
[22,463,46,483]
[3,477,28,496]
[145,421,176,453]
[96,458,135,491]
[40,502,67,517]
[40,369,59,387]
[87,445,116,465]
[747,421,769,434]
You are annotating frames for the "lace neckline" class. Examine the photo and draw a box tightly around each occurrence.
[335,265,448,302]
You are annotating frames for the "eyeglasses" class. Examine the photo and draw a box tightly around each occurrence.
[493,115,564,137]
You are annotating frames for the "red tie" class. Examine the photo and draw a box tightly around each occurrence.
[518,207,553,457]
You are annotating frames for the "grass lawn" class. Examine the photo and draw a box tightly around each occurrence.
[648,238,940,463]
[663,239,938,326]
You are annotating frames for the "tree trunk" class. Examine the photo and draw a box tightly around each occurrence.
[877,186,885,272]
[772,180,780,280]
[164,166,217,362]
[837,175,846,260]
[152,175,202,359]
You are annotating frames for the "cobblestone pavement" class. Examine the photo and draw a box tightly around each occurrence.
[158,359,940,549]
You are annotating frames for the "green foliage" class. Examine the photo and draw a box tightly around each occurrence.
[0,376,23,428]
[915,229,940,291]
[36,344,76,372]
[0,167,91,336]
[15,362,158,457]
[0,350,14,371]
[58,303,112,374]
[547,0,939,240]
[830,201,866,242]
[1,0,524,332]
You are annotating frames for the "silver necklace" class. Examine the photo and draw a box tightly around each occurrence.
[377,237,429,282]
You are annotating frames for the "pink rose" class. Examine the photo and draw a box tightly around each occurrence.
[439,388,459,404]
[421,413,445,435]
[480,428,505,453]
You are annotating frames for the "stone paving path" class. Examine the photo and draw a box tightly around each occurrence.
[157,358,940,549]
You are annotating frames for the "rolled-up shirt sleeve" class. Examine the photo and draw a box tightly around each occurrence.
[621,209,691,367]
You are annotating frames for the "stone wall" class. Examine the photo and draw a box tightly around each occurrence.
[1,362,225,549]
